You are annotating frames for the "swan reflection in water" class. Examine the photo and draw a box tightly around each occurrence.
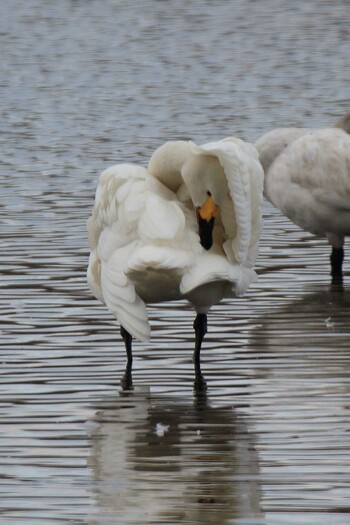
[245,283,350,518]
[87,390,262,524]
[250,283,350,366]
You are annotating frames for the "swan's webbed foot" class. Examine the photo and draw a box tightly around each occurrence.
[120,326,133,390]
[194,369,207,393]
[120,361,133,391]
[330,246,344,284]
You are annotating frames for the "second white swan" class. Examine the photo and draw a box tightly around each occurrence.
[255,113,350,281]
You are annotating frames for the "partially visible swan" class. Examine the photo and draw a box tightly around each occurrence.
[255,112,350,281]
[87,138,264,384]
[255,113,350,281]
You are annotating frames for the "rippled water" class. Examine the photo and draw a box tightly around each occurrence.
[1,0,350,523]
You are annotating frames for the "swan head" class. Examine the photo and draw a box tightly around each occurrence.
[182,152,227,251]
[148,140,232,251]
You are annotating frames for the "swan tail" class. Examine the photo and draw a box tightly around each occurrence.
[127,245,193,274]
[180,253,257,296]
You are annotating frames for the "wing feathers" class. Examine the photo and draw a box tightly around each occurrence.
[87,162,193,342]
[87,139,264,343]
[180,252,257,297]
[196,140,264,266]
[127,246,193,274]
[137,194,186,242]
[101,257,150,342]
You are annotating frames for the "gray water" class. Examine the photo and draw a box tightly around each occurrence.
[1,1,350,523]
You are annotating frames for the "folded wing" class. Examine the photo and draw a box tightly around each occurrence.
[196,138,264,268]
[87,163,198,341]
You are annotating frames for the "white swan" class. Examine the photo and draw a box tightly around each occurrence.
[255,113,350,281]
[87,138,264,383]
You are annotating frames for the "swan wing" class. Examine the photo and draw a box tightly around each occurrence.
[100,244,151,342]
[288,129,350,196]
[194,139,264,267]
[88,164,152,341]
[87,163,200,340]
[264,129,350,235]
[268,129,350,205]
[88,163,148,251]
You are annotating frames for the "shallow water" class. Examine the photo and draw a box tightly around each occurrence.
[1,0,350,523]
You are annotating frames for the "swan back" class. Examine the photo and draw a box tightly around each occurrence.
[148,140,193,192]
[256,112,350,174]
[269,128,350,194]
[255,128,313,172]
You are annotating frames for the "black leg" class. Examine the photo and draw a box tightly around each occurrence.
[330,246,344,283]
[121,326,133,364]
[120,326,133,390]
[193,313,207,391]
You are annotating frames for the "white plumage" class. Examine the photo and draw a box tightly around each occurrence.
[87,138,264,380]
[255,113,350,281]
[255,112,350,173]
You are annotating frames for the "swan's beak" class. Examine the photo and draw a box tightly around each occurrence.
[197,195,219,251]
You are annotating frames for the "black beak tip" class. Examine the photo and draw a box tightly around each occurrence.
[200,236,213,250]
[198,216,215,251]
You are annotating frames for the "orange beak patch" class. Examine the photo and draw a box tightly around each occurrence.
[198,195,219,221]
